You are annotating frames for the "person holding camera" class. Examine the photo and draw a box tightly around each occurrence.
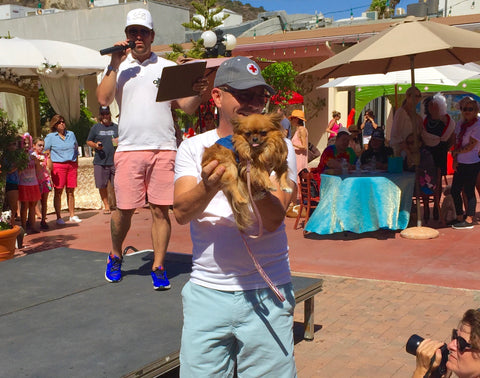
[87,106,118,215]
[411,308,480,378]
[360,109,379,150]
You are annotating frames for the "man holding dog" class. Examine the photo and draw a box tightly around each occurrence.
[96,8,207,290]
[173,57,298,376]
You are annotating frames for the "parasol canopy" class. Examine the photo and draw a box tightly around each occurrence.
[318,63,480,89]
[0,37,108,77]
[302,17,480,83]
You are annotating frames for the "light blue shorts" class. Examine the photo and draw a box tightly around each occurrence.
[180,281,297,378]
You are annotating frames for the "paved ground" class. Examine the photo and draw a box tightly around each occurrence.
[13,206,480,377]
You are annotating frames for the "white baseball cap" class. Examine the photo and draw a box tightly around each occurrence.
[336,126,351,136]
[125,8,153,30]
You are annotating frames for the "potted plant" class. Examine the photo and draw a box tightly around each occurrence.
[0,108,29,261]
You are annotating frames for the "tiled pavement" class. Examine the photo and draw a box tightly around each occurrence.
[14,207,480,377]
[293,275,480,377]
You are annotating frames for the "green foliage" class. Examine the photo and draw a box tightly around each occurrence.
[165,40,208,62]
[262,62,299,109]
[262,61,299,95]
[38,88,56,127]
[68,89,94,146]
[0,109,29,215]
[0,109,29,171]
[182,0,229,31]
[369,0,399,18]
[38,88,94,145]
[174,109,198,132]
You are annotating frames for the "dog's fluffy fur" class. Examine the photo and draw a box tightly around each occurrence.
[1,211,12,224]
[201,113,291,231]
[440,186,456,225]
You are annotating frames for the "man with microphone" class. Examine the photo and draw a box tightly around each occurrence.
[96,8,208,290]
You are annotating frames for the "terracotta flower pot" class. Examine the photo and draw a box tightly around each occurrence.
[0,225,20,262]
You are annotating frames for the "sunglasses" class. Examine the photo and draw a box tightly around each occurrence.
[55,120,65,126]
[220,86,270,104]
[452,329,475,353]
[461,107,475,112]
[126,28,151,37]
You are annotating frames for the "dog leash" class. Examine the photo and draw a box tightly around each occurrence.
[240,160,285,302]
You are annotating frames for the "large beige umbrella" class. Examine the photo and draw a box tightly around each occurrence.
[302,16,480,237]
[302,16,480,84]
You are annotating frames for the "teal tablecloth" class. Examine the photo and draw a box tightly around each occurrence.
[304,172,415,235]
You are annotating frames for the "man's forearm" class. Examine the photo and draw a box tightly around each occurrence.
[173,180,219,225]
[96,70,117,106]
[86,141,97,149]
[254,178,295,232]
[177,94,203,115]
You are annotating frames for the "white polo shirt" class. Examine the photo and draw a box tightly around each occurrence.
[114,53,177,152]
[175,129,297,291]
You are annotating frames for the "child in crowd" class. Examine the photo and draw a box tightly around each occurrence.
[32,137,52,229]
[18,133,41,233]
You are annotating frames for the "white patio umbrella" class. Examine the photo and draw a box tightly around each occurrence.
[302,16,480,237]
[318,63,480,89]
[0,38,109,123]
[0,37,109,77]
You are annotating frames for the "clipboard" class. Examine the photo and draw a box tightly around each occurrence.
[156,61,207,102]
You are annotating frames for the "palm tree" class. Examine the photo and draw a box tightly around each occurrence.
[182,0,229,31]
[369,0,400,18]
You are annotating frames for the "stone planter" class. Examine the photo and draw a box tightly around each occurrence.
[0,225,20,262]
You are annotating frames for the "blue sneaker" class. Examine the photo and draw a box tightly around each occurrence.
[105,253,123,283]
[151,267,171,290]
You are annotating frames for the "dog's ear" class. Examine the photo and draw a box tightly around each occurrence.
[231,116,241,132]
[268,112,284,129]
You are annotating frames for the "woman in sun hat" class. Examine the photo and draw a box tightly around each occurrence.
[290,109,308,175]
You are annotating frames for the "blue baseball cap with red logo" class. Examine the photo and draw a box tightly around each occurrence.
[214,56,275,95]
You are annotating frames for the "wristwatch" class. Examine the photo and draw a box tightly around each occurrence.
[107,65,119,73]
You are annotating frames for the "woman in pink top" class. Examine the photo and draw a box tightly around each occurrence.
[326,110,342,146]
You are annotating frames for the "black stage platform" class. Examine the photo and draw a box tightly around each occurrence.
[0,248,322,377]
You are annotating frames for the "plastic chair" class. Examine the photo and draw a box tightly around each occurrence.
[294,169,320,230]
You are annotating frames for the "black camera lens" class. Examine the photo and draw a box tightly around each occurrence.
[406,334,424,355]
[406,334,449,378]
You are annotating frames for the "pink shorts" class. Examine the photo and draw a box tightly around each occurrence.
[51,162,78,189]
[114,150,176,210]
[18,185,41,202]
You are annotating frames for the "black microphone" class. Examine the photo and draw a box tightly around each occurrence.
[99,41,135,56]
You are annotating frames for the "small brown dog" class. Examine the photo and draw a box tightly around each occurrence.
[440,185,456,225]
[202,113,292,231]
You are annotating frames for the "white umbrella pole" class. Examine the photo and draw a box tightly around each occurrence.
[409,55,423,227]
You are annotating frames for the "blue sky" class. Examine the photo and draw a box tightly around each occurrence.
[245,0,419,20]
